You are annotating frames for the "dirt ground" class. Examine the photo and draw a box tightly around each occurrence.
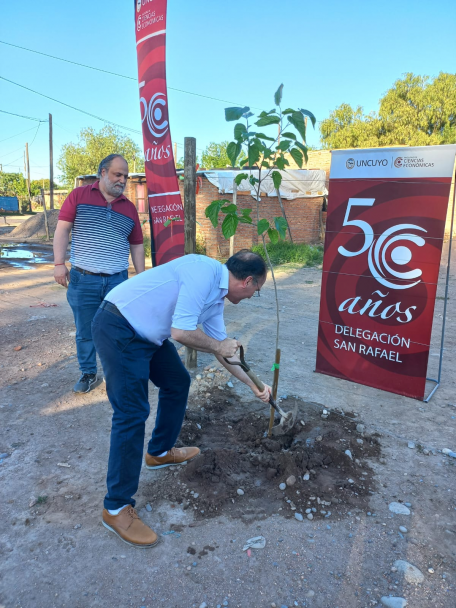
[0,238,455,608]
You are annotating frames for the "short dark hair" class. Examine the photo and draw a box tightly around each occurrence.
[225,249,267,282]
[97,154,127,178]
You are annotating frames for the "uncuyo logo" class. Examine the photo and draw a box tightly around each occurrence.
[346,158,355,170]
[140,92,169,139]
[394,157,403,168]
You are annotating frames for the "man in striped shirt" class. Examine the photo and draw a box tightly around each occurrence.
[53,154,145,393]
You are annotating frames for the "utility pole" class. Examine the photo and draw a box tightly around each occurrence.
[184,136,197,369]
[49,113,54,210]
[25,143,31,212]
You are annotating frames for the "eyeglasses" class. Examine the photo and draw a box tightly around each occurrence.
[106,202,112,220]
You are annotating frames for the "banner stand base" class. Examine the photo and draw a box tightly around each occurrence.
[424,378,439,403]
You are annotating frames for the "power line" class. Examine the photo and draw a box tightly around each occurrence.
[0,126,37,144]
[0,75,142,135]
[0,109,47,122]
[0,39,260,109]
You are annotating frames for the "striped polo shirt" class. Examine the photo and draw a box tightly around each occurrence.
[58,181,143,274]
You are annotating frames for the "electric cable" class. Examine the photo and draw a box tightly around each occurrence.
[0,109,47,122]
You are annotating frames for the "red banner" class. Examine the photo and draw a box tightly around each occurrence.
[316,145,456,400]
[134,0,184,265]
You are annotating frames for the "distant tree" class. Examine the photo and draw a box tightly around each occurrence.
[30,179,62,196]
[320,72,456,149]
[0,172,28,198]
[201,141,246,169]
[57,126,144,190]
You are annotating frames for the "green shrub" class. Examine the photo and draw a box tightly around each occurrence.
[251,241,323,267]
[142,233,206,260]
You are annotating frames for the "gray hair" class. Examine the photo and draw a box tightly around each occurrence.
[225,249,267,282]
[97,154,127,178]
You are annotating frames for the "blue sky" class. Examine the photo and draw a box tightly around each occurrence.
[0,0,455,181]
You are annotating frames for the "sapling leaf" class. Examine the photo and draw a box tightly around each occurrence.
[255,115,281,127]
[221,204,237,214]
[271,170,282,189]
[239,215,253,224]
[268,228,279,244]
[240,158,249,167]
[225,106,250,122]
[299,108,317,128]
[282,108,294,115]
[205,200,227,228]
[257,218,270,235]
[290,147,304,168]
[249,176,259,186]
[227,141,241,167]
[222,214,239,239]
[255,133,276,141]
[288,111,306,142]
[274,216,288,239]
[277,140,290,151]
[274,84,284,106]
[242,207,252,216]
[261,161,270,168]
[276,156,286,170]
[248,143,261,167]
[234,172,248,186]
[281,131,296,140]
[294,141,309,163]
[163,216,181,227]
[234,123,247,141]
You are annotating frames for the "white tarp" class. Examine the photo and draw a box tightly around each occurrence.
[204,169,328,201]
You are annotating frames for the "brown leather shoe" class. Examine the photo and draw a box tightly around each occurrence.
[145,446,200,470]
[102,506,159,548]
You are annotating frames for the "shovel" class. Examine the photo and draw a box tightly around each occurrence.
[224,346,296,432]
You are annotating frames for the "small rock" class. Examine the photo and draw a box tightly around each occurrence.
[193,493,199,499]
[389,502,410,515]
[357,438,364,445]
[399,526,408,534]
[227,381,234,388]
[348,479,354,484]
[307,513,313,520]
[404,502,412,508]
[196,375,202,380]
[305,590,315,598]
[356,424,365,434]
[13,345,22,351]
[428,568,434,574]
[41,383,49,388]
[207,373,214,379]
[408,441,415,449]
[286,475,296,487]
[442,448,452,454]
[316,435,322,442]
[344,449,353,460]
[295,513,303,521]
[199,603,207,608]
[271,604,277,608]
[380,597,407,608]
[196,423,202,430]
[279,483,286,491]
[74,524,81,529]
[145,503,152,512]
[237,488,244,496]
[303,472,310,481]
[394,559,424,584]
[300,420,305,426]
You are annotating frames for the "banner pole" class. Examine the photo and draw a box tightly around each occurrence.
[424,168,456,403]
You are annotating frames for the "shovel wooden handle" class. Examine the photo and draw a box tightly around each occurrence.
[245,369,287,418]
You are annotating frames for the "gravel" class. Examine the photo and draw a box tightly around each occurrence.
[388,502,411,515]
[393,560,424,584]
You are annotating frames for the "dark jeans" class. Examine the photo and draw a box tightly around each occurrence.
[67,268,128,375]
[91,307,191,510]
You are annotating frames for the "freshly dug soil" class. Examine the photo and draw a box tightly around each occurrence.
[9,210,60,239]
[145,390,381,522]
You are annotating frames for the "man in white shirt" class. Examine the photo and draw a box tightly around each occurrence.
[91,250,271,548]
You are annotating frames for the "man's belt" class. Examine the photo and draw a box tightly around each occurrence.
[73,266,118,278]
[99,300,124,319]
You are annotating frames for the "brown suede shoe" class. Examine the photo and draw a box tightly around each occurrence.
[145,446,200,470]
[102,506,159,548]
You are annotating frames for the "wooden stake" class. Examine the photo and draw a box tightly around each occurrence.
[41,188,50,241]
[184,137,197,369]
[268,348,281,436]
[49,114,54,210]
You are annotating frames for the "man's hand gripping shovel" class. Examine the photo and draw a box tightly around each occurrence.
[224,346,297,433]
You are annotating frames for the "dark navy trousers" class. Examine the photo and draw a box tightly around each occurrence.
[91,307,191,510]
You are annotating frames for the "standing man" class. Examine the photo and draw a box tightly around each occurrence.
[53,154,145,393]
[91,250,271,548]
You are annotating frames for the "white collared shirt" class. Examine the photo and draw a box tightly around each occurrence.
[105,254,228,346]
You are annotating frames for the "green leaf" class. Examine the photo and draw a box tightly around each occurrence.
[281,131,296,140]
[248,143,261,167]
[249,175,259,186]
[239,215,253,224]
[299,108,317,128]
[261,161,270,168]
[234,172,248,186]
[282,108,294,114]
[255,115,281,127]
[290,147,304,168]
[225,106,250,122]
[205,200,226,228]
[277,140,290,151]
[257,218,270,235]
[288,111,306,141]
[242,207,252,216]
[271,170,282,189]
[294,141,309,163]
[221,214,239,239]
[255,132,276,141]
[164,219,171,227]
[276,156,286,170]
[274,84,284,106]
[234,123,247,141]
[274,216,288,239]
[221,204,237,214]
[240,158,249,167]
[263,148,273,159]
[267,228,279,244]
[227,141,241,167]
